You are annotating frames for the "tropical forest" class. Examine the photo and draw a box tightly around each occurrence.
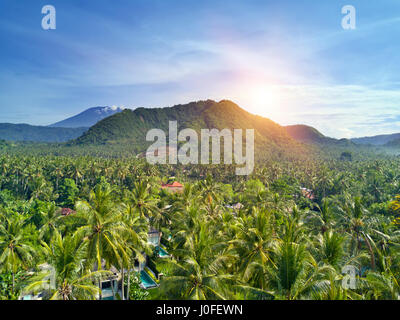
[2,0,400,303]
[1,101,400,301]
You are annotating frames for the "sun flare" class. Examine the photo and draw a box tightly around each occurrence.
[244,85,283,118]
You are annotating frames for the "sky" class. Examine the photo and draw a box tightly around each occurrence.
[0,0,400,138]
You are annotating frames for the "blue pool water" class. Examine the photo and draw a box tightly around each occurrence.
[158,246,169,257]
[140,270,157,289]
[101,288,115,300]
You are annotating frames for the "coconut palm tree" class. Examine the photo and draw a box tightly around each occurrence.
[265,241,332,300]
[128,181,159,219]
[336,195,377,270]
[315,230,346,269]
[74,182,131,298]
[229,207,276,289]
[37,202,61,241]
[119,203,151,299]
[365,269,400,300]
[309,198,335,234]
[0,216,34,294]
[197,175,223,206]
[24,231,110,300]
[158,254,234,300]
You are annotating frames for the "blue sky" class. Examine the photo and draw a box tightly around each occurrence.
[0,0,400,138]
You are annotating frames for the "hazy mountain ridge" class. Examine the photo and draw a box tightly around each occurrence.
[2,102,399,152]
[351,133,400,146]
[0,106,123,143]
[0,124,87,143]
[384,137,400,147]
[284,124,355,147]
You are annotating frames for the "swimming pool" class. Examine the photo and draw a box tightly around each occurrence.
[140,270,158,289]
[157,246,170,258]
[101,288,115,300]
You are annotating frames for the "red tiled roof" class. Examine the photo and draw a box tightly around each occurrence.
[162,182,183,188]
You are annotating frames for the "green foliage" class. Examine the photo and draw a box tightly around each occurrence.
[124,272,149,300]
[0,151,400,300]
[58,178,79,207]
[0,271,30,300]
[340,151,353,161]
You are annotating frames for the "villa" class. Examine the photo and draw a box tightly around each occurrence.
[147,228,171,259]
[97,265,121,300]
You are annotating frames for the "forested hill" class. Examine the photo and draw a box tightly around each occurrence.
[385,138,400,148]
[0,124,88,143]
[351,133,400,146]
[285,124,355,147]
[285,125,333,144]
[73,100,308,159]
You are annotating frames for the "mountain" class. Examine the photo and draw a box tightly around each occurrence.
[384,138,400,148]
[0,124,87,143]
[351,133,400,146]
[73,100,308,159]
[285,124,354,146]
[285,125,333,144]
[49,106,124,128]
[0,106,123,143]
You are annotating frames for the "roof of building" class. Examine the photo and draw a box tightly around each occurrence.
[162,181,183,188]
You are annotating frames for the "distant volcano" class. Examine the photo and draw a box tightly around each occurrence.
[49,106,124,128]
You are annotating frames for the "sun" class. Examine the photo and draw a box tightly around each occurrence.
[246,85,282,117]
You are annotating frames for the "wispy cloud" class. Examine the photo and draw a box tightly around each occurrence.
[1,1,400,136]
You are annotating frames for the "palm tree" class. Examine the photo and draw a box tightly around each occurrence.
[197,175,223,206]
[365,270,400,300]
[311,271,363,300]
[0,216,34,294]
[159,254,233,300]
[119,203,150,299]
[52,164,64,191]
[161,217,234,299]
[75,182,130,298]
[229,207,276,289]
[315,230,345,269]
[265,241,332,300]
[37,202,61,241]
[128,181,159,219]
[24,231,110,300]
[336,195,377,269]
[309,198,335,234]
